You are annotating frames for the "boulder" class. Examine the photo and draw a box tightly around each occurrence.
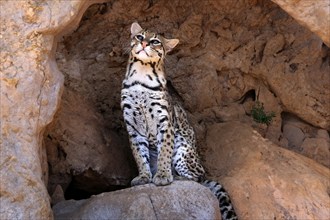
[52,181,221,220]
[0,0,104,218]
[203,122,330,219]
[282,123,305,149]
[280,113,330,168]
[271,0,330,47]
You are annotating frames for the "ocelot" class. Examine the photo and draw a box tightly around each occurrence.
[121,22,237,220]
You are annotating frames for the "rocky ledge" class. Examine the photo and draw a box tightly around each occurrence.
[53,181,220,220]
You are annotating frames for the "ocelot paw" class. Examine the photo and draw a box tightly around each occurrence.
[152,171,173,186]
[131,174,151,186]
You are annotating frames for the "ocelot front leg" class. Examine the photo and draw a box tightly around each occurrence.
[153,114,175,186]
[127,132,152,186]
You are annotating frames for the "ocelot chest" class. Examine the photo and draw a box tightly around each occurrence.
[121,88,171,142]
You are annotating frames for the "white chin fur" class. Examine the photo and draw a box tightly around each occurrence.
[134,50,159,62]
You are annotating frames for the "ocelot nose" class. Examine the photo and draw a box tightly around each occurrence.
[142,41,148,48]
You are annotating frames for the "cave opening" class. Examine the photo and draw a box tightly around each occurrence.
[64,168,127,200]
[45,1,138,201]
[239,89,256,104]
[44,0,330,202]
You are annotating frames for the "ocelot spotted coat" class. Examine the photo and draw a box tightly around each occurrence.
[121,22,237,220]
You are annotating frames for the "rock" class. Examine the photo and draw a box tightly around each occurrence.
[280,113,330,167]
[282,123,305,149]
[263,34,286,56]
[52,181,221,220]
[317,129,330,140]
[301,138,330,168]
[271,0,330,47]
[0,0,103,218]
[203,122,330,219]
[51,185,65,206]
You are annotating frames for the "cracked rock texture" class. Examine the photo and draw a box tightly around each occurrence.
[52,181,220,220]
[1,0,329,219]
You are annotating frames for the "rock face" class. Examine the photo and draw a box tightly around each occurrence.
[52,181,221,220]
[203,122,330,219]
[1,0,329,219]
[0,0,103,219]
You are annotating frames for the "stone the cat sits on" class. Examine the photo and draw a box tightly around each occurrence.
[121,22,237,220]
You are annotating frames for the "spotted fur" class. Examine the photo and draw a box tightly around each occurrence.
[121,22,237,220]
[173,104,237,220]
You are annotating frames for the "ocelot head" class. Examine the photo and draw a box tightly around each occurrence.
[130,22,179,63]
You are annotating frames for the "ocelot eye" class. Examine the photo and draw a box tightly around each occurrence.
[150,39,161,45]
[135,35,144,41]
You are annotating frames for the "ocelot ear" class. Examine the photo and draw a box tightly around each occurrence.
[131,22,143,38]
[164,38,179,53]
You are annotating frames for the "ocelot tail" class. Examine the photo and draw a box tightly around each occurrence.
[121,22,237,220]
